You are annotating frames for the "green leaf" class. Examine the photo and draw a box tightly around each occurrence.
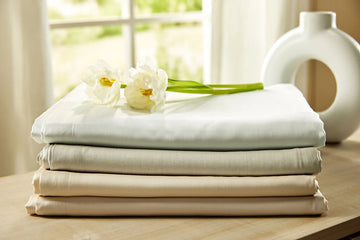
[167,79,213,89]
[208,83,264,89]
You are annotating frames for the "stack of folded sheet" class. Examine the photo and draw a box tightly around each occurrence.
[26,83,328,216]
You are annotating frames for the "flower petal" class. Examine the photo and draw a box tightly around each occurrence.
[125,62,167,112]
[81,60,122,106]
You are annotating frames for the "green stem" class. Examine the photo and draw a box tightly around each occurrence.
[121,82,264,95]
[166,86,263,95]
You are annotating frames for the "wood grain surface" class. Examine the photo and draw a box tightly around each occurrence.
[1,129,359,240]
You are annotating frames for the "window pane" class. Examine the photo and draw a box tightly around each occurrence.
[135,23,203,81]
[51,26,125,100]
[48,0,122,20]
[135,0,202,16]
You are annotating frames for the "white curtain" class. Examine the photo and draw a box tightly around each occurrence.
[0,0,53,176]
[204,0,310,93]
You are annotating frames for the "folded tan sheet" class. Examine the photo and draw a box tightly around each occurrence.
[33,169,319,197]
[25,192,328,216]
[38,145,322,176]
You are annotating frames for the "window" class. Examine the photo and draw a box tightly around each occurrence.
[47,0,203,100]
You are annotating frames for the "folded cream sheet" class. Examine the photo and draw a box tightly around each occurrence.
[38,144,322,175]
[31,84,325,150]
[33,169,319,197]
[25,192,328,216]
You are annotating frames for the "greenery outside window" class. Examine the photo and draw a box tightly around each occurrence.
[47,0,203,101]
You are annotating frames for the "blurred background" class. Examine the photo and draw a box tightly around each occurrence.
[48,0,203,101]
[0,0,359,176]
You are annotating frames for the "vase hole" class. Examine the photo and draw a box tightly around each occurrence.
[295,59,337,112]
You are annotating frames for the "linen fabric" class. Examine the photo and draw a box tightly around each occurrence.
[0,0,53,176]
[31,84,325,151]
[32,169,319,197]
[207,0,309,85]
[38,144,322,175]
[25,192,328,216]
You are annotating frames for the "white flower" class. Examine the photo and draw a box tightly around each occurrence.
[81,60,122,106]
[124,61,168,112]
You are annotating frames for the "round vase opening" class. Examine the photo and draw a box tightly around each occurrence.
[295,59,337,112]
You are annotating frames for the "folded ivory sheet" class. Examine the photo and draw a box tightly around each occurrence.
[38,145,322,175]
[32,169,319,197]
[31,84,325,150]
[25,192,328,216]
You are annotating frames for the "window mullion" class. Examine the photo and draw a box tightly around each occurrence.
[122,0,136,69]
[49,12,203,29]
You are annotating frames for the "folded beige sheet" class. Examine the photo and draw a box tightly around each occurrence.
[38,145,322,176]
[25,192,328,216]
[33,169,319,197]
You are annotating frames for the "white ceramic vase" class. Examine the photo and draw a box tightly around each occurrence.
[261,11,360,142]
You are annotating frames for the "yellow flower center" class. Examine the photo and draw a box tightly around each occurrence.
[99,77,115,87]
[140,88,153,96]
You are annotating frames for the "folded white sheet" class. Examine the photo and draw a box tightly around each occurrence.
[38,144,322,175]
[31,84,325,150]
[32,169,319,197]
[25,192,328,216]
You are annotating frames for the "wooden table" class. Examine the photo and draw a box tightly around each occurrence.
[1,131,360,240]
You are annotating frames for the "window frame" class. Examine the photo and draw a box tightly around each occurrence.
[48,0,204,70]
